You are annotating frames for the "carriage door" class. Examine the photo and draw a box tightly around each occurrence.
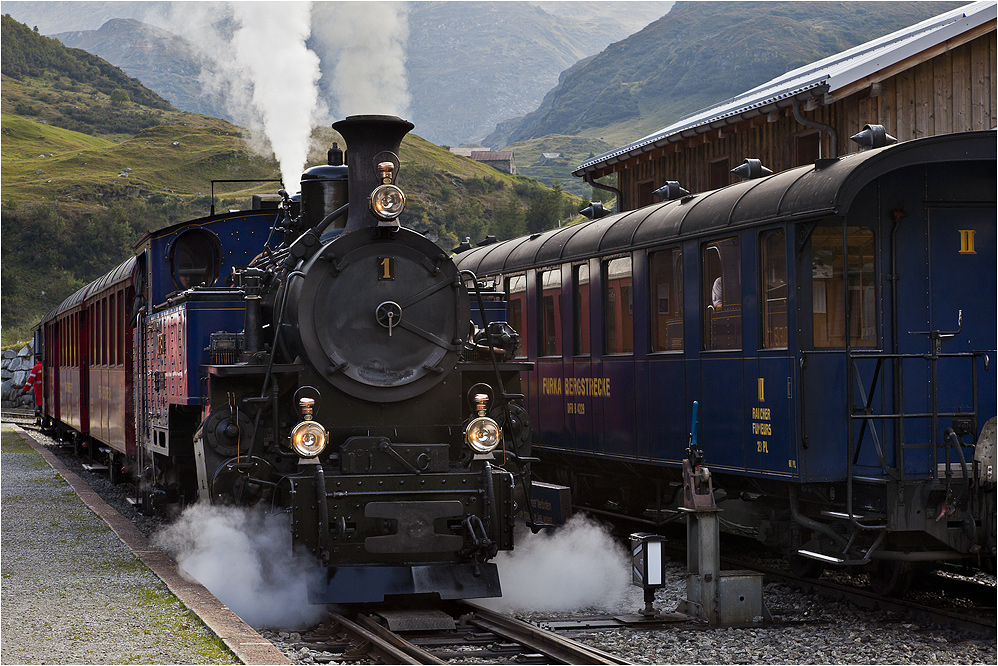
[699,237,744,470]
[898,207,998,469]
[753,229,795,479]
[800,222,879,482]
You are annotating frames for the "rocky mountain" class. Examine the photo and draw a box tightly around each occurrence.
[52,18,227,120]
[489,0,966,148]
[4,1,674,145]
[404,1,673,144]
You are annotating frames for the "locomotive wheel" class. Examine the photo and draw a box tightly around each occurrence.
[867,560,914,596]
[210,457,278,506]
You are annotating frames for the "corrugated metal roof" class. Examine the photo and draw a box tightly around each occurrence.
[471,151,514,161]
[575,1,995,175]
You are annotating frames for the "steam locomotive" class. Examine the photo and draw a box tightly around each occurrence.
[36,115,533,603]
[455,128,996,595]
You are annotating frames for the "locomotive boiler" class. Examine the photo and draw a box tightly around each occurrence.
[38,115,533,604]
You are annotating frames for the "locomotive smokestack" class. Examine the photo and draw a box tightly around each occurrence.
[331,115,414,233]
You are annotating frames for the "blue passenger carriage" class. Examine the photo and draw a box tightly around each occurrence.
[455,129,996,592]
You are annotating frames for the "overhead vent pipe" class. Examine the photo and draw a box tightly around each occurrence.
[850,124,897,150]
[731,159,773,181]
[580,202,611,220]
[653,181,690,201]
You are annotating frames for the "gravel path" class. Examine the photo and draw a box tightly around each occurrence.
[1,426,237,665]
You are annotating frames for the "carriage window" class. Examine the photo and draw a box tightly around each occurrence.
[109,294,116,365]
[573,264,590,355]
[539,269,562,356]
[102,299,109,365]
[604,257,633,354]
[170,228,221,289]
[118,291,125,365]
[761,230,788,349]
[650,248,683,351]
[703,237,741,350]
[506,274,528,358]
[812,226,876,348]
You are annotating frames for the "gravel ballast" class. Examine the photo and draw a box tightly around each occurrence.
[1,426,238,665]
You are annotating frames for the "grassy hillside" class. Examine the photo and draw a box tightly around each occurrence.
[2,108,279,205]
[501,134,616,197]
[496,1,964,147]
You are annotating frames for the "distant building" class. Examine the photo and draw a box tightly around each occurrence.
[575,1,997,211]
[471,150,516,174]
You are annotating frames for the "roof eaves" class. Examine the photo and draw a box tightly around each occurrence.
[573,84,827,176]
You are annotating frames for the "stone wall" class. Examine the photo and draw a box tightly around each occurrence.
[2,343,37,409]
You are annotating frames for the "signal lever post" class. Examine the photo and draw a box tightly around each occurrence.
[676,401,769,625]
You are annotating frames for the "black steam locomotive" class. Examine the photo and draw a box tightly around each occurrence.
[37,115,533,603]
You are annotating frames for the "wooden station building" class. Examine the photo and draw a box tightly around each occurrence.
[574,1,997,212]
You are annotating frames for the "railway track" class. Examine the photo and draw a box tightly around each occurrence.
[292,601,635,665]
[1,408,35,423]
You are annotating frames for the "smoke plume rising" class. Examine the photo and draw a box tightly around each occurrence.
[481,513,638,613]
[145,2,323,191]
[312,1,411,119]
[154,504,324,629]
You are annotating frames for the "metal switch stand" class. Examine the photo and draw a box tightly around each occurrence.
[676,402,769,625]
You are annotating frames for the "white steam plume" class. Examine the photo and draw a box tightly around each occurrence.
[480,513,638,613]
[154,504,324,629]
[312,1,411,119]
[229,2,321,189]
[143,2,323,192]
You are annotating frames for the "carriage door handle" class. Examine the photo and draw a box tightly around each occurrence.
[909,309,961,355]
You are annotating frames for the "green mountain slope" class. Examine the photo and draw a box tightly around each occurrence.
[495,1,964,147]
[1,13,173,112]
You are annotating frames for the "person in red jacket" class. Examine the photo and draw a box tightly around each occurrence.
[22,358,43,424]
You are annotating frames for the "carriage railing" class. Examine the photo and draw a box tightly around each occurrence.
[845,348,992,530]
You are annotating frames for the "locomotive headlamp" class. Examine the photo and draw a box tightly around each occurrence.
[370,183,406,220]
[465,393,501,453]
[291,397,327,458]
[370,159,406,220]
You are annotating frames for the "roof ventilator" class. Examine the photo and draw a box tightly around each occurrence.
[850,124,897,150]
[580,202,611,220]
[730,159,773,181]
[653,181,690,201]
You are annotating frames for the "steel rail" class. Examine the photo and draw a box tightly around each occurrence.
[326,611,425,665]
[354,613,446,665]
[460,601,635,665]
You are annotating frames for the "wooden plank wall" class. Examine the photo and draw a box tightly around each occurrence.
[614,32,996,211]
